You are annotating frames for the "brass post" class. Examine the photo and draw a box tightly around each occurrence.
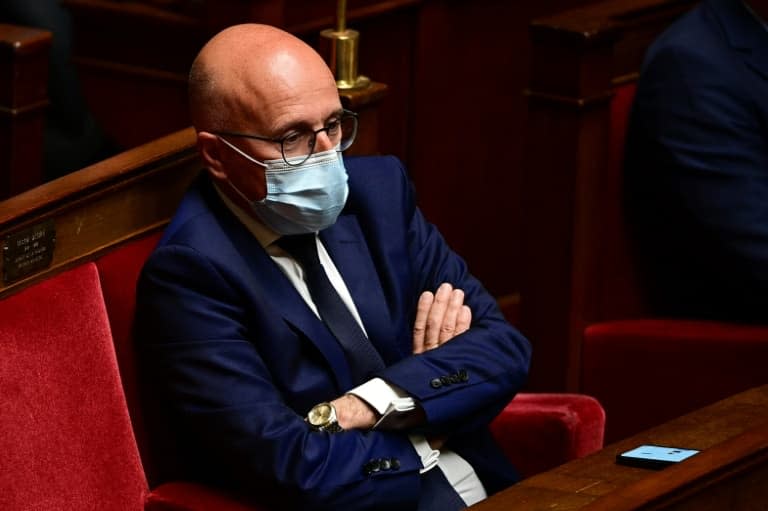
[319,0,370,90]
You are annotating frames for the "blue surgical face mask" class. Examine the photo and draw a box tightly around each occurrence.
[218,137,349,234]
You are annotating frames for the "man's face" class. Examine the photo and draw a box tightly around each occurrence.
[217,58,343,204]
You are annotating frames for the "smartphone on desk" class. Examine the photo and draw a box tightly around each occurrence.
[616,444,700,470]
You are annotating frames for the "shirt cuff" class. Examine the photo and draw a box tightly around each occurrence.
[348,377,415,414]
[409,434,440,473]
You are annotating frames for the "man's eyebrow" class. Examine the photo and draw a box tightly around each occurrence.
[271,109,345,136]
[325,108,345,120]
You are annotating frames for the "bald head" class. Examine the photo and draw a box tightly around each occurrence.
[189,24,337,133]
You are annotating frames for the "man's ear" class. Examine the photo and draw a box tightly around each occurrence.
[197,131,228,180]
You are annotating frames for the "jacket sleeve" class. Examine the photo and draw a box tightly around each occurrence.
[366,156,532,434]
[136,245,423,511]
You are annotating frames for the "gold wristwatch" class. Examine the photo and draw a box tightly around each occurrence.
[306,402,343,433]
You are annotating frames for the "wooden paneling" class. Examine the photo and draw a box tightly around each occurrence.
[0,127,200,299]
[0,24,51,198]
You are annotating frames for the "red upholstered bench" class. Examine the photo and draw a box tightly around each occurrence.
[0,231,605,510]
[0,264,148,510]
[490,393,605,478]
[0,262,264,510]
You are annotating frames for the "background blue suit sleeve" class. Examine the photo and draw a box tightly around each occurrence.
[626,33,768,317]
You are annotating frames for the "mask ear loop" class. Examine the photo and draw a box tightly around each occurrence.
[217,136,269,168]
[216,136,269,205]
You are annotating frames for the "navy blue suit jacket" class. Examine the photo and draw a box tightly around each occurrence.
[625,0,768,321]
[135,155,530,510]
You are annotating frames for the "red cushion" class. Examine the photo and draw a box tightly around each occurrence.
[490,393,605,478]
[594,82,647,319]
[0,264,147,510]
[583,319,768,443]
[96,231,163,482]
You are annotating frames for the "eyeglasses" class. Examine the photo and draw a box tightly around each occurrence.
[214,109,358,167]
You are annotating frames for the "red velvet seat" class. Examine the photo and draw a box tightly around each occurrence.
[0,262,263,510]
[97,231,164,484]
[0,264,147,510]
[582,320,768,443]
[490,393,605,478]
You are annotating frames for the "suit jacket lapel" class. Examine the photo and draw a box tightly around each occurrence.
[205,182,354,391]
[321,214,406,365]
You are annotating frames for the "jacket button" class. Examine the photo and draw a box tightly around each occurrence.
[449,374,461,384]
[391,458,401,470]
[459,369,469,382]
[363,459,382,476]
[380,458,392,470]
[440,375,451,386]
[430,378,442,389]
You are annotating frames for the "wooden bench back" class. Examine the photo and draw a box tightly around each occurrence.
[0,23,51,198]
[519,0,698,391]
[0,126,200,299]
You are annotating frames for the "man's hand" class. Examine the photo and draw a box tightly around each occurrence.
[331,393,378,430]
[412,283,472,354]
[329,283,471,431]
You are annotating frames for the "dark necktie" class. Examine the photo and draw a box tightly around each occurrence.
[418,468,467,511]
[277,234,385,384]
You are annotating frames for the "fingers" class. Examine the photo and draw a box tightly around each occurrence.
[423,283,452,350]
[437,286,465,343]
[456,305,472,336]
[412,283,472,354]
[412,291,434,354]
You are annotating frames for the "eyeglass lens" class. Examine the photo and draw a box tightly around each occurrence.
[281,114,358,165]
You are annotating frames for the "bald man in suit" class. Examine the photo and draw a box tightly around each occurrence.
[136,24,530,511]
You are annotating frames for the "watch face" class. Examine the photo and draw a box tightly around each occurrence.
[308,403,333,427]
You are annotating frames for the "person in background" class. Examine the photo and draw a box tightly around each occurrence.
[625,0,768,321]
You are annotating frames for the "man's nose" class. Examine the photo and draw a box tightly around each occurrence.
[314,130,335,152]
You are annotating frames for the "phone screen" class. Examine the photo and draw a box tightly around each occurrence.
[616,444,700,469]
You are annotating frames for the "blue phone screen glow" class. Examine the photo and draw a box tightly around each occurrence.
[621,445,700,462]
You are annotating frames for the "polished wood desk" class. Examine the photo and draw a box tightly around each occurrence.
[471,385,768,510]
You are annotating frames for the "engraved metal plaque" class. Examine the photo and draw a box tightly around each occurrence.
[3,220,56,284]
